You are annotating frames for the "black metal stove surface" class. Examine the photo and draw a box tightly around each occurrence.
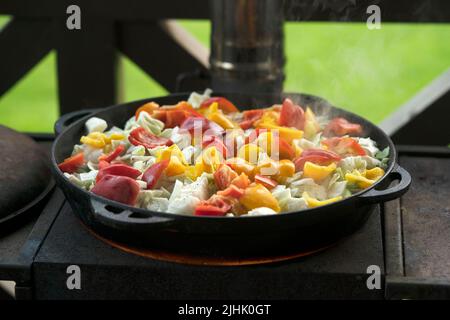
[2,136,449,300]
[32,201,384,299]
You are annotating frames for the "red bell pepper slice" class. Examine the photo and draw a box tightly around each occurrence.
[164,109,189,128]
[202,135,229,157]
[128,127,173,149]
[96,163,141,183]
[92,174,140,206]
[99,144,125,163]
[98,160,110,170]
[58,152,85,174]
[279,98,305,130]
[254,174,278,189]
[239,109,264,129]
[301,148,341,160]
[180,116,225,136]
[200,97,239,114]
[294,155,335,171]
[217,184,244,198]
[230,173,251,189]
[142,160,169,189]
[322,137,366,157]
[194,195,232,216]
[293,148,342,171]
[323,117,362,136]
[213,164,239,190]
[277,137,296,160]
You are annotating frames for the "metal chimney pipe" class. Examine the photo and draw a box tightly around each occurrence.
[210,0,285,94]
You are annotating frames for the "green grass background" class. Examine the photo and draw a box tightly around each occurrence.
[0,16,449,132]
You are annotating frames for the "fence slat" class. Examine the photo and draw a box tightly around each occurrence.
[56,18,117,114]
[0,18,53,96]
[118,21,208,92]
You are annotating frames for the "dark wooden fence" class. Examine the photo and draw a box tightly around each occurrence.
[0,0,449,144]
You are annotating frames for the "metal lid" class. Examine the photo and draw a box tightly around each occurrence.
[0,125,51,221]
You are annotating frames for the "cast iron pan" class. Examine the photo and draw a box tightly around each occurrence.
[51,92,411,256]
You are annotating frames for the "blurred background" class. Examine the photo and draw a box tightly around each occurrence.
[0,16,449,133]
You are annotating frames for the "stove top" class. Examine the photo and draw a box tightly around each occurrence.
[1,134,449,299]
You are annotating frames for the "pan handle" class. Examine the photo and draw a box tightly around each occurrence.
[54,109,101,136]
[358,165,411,204]
[91,198,174,225]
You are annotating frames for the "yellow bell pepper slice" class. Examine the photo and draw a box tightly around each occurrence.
[80,132,107,148]
[238,144,262,164]
[365,167,385,180]
[294,143,303,157]
[225,158,255,178]
[255,123,303,143]
[156,144,187,165]
[108,133,125,141]
[165,156,186,177]
[240,184,281,213]
[303,162,336,181]
[195,146,222,173]
[185,165,200,180]
[255,110,303,142]
[278,159,295,177]
[303,107,321,140]
[80,132,124,148]
[257,110,279,125]
[204,102,238,129]
[345,168,385,189]
[302,192,342,208]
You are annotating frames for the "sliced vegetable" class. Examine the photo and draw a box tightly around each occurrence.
[128,127,173,149]
[165,156,186,177]
[277,160,295,178]
[135,102,159,119]
[98,160,110,170]
[279,98,305,129]
[204,102,239,129]
[302,162,337,181]
[239,109,264,129]
[92,174,140,205]
[322,137,366,157]
[80,132,108,148]
[345,167,385,189]
[277,137,296,160]
[58,152,85,174]
[194,195,233,216]
[142,160,169,189]
[239,183,280,213]
[255,174,278,189]
[202,135,229,157]
[180,116,224,137]
[165,109,189,128]
[99,144,125,162]
[200,97,239,114]
[324,117,362,136]
[231,173,251,189]
[225,158,255,178]
[302,192,342,208]
[294,148,341,171]
[217,184,245,198]
[214,164,238,190]
[237,144,262,164]
[96,163,141,183]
